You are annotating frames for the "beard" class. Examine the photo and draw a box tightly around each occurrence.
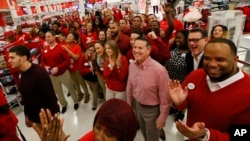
[111,30,119,38]
[205,67,238,82]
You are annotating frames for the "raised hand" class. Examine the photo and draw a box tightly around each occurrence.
[168,80,188,106]
[162,3,171,14]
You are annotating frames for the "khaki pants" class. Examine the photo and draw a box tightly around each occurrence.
[85,80,99,104]
[69,70,89,95]
[50,70,78,106]
[96,74,106,99]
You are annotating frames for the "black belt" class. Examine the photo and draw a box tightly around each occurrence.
[0,103,10,114]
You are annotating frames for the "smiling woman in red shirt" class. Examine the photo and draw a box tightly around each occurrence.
[103,40,129,101]
[62,32,89,103]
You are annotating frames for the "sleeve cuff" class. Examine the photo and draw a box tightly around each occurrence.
[198,128,210,141]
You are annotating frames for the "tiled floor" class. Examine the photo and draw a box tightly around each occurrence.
[13,87,186,141]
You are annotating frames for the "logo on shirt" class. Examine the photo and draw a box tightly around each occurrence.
[187,83,195,90]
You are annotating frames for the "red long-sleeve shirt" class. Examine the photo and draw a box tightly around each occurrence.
[78,53,92,76]
[145,35,171,65]
[115,33,131,56]
[40,43,70,76]
[103,55,129,92]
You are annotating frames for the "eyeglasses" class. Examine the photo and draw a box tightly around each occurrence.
[187,38,204,43]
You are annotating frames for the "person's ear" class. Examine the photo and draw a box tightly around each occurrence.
[234,55,238,62]
[21,55,27,61]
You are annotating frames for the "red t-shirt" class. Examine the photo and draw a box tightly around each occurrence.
[79,130,94,141]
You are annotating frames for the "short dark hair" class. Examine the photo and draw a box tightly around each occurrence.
[109,20,120,27]
[95,40,105,47]
[189,28,208,38]
[69,26,77,32]
[150,20,160,27]
[131,28,143,37]
[53,21,61,27]
[58,32,66,37]
[68,32,79,41]
[46,30,56,36]
[135,37,151,48]
[9,45,30,59]
[148,14,157,19]
[170,29,189,51]
[132,16,142,22]
[206,38,237,55]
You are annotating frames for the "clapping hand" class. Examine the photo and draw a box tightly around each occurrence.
[176,120,206,139]
[33,109,70,141]
[109,56,115,70]
[115,54,122,68]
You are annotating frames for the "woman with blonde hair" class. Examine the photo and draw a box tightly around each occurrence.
[103,40,129,101]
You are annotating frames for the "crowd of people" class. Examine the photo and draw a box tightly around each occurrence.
[1,2,250,141]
